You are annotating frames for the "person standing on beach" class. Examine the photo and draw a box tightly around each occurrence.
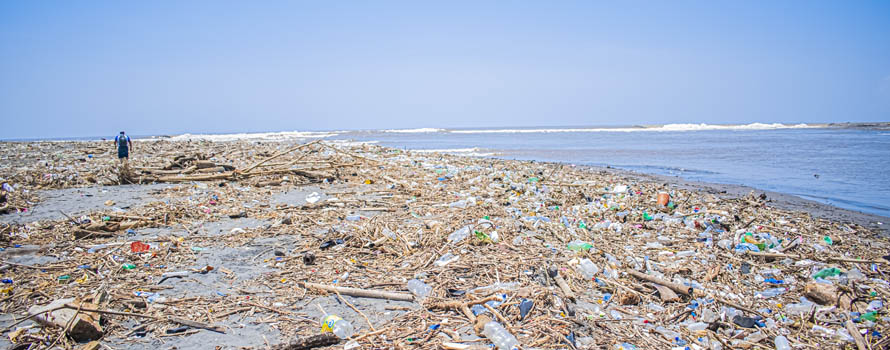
[114,131,132,166]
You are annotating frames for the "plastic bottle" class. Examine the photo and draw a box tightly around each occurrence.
[676,250,695,258]
[655,326,682,341]
[812,267,842,279]
[567,240,593,252]
[482,321,520,350]
[577,259,600,279]
[755,288,786,298]
[447,226,471,243]
[321,314,354,339]
[775,335,791,350]
[407,279,432,299]
[434,253,459,267]
[686,322,708,331]
[734,243,760,253]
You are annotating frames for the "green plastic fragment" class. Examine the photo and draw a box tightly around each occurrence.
[642,212,653,221]
[861,311,877,322]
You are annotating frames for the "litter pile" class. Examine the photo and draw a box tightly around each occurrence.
[0,139,888,350]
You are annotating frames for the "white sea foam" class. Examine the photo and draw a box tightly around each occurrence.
[450,123,817,134]
[382,128,446,133]
[166,131,339,142]
[411,147,496,157]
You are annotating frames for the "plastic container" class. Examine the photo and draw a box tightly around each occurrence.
[774,335,790,350]
[482,321,520,350]
[321,314,354,339]
[407,279,432,299]
[577,259,600,279]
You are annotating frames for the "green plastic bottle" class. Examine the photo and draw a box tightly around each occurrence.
[122,264,137,270]
[812,267,842,279]
[567,241,593,252]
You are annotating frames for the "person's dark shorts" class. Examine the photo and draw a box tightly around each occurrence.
[118,148,129,159]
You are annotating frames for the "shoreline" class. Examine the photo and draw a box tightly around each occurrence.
[1,140,888,349]
[591,165,890,236]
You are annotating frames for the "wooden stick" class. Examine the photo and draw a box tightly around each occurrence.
[713,298,768,319]
[299,282,414,302]
[845,319,868,350]
[241,140,320,174]
[333,289,377,332]
[551,270,576,301]
[625,270,691,296]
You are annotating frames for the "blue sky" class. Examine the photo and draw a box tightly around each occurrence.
[1,1,888,139]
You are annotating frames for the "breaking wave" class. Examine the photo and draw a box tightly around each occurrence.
[450,123,816,134]
[381,128,447,133]
[166,131,339,142]
[410,147,496,157]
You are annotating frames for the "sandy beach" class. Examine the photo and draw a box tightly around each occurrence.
[1,139,888,349]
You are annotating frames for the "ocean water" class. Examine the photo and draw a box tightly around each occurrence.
[326,125,890,217]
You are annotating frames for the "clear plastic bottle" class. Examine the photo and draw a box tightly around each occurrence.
[577,259,600,279]
[686,322,708,331]
[755,287,786,298]
[447,226,471,243]
[407,279,432,299]
[774,335,790,350]
[655,326,682,341]
[321,314,354,339]
[433,253,459,267]
[482,321,520,350]
[676,250,696,258]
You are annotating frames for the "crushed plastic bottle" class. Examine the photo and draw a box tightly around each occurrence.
[407,279,432,299]
[577,259,600,279]
[321,314,354,339]
[447,225,472,243]
[482,321,520,350]
[734,243,760,253]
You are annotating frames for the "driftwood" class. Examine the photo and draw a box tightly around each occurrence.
[272,333,339,350]
[299,282,414,302]
[626,269,692,296]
